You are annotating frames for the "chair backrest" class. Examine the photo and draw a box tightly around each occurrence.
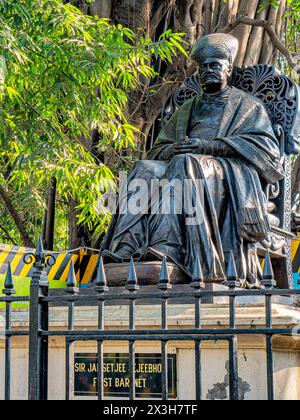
[162,65,300,155]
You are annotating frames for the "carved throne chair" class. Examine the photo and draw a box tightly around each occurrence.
[159,65,300,289]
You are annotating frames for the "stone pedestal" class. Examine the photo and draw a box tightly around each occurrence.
[103,262,189,287]
[0,302,300,400]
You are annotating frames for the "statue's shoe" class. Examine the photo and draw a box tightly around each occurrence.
[102,247,169,264]
[142,247,166,261]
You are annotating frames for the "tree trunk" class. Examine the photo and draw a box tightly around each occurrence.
[0,185,34,248]
[69,0,289,247]
[43,176,57,251]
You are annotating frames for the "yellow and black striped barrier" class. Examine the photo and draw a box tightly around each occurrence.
[292,236,300,288]
[0,244,100,288]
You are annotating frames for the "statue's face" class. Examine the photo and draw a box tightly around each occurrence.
[198,57,232,93]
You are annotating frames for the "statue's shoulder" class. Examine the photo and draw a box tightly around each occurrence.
[169,95,200,121]
[180,95,200,109]
[231,86,266,110]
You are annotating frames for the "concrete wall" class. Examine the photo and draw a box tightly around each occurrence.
[1,336,299,400]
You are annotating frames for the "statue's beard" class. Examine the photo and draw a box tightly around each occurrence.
[202,81,225,93]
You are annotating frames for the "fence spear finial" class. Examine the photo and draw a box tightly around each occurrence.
[262,249,276,289]
[126,257,139,291]
[158,256,172,290]
[191,255,205,289]
[2,263,16,296]
[36,236,44,256]
[224,251,240,288]
[95,256,109,292]
[35,235,46,266]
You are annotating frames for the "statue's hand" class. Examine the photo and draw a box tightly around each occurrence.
[173,137,194,155]
[172,138,208,155]
[187,138,207,153]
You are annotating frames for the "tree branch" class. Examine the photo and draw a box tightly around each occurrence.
[0,185,34,247]
[0,224,17,245]
[222,15,298,71]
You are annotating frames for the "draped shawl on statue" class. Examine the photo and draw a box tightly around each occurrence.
[102,87,284,285]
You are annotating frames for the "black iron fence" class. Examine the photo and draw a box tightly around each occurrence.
[1,238,300,401]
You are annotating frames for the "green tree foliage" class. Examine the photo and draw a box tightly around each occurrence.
[258,0,300,51]
[0,0,184,248]
[285,0,300,56]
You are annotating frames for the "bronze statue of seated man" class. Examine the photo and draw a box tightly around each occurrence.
[101,33,284,288]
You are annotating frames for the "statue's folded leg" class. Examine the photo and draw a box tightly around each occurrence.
[102,160,168,263]
[148,154,227,280]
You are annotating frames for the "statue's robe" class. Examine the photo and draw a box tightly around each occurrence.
[101,87,284,287]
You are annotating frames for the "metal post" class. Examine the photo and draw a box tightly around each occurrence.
[95,256,109,401]
[158,257,172,401]
[3,263,16,400]
[224,252,240,401]
[191,256,205,400]
[27,238,50,400]
[229,337,239,401]
[126,258,139,401]
[262,250,277,401]
[65,261,79,400]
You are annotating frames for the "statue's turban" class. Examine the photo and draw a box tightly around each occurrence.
[191,33,239,64]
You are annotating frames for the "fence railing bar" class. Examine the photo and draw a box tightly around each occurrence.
[65,339,71,401]
[161,340,168,401]
[158,258,172,402]
[192,256,205,401]
[0,331,32,336]
[129,297,136,401]
[97,298,105,400]
[28,281,42,400]
[40,298,49,401]
[65,262,79,401]
[161,298,169,401]
[262,250,276,401]
[53,335,237,343]
[94,256,109,401]
[4,300,12,400]
[2,264,16,401]
[229,337,239,401]
[97,340,104,400]
[126,258,139,401]
[265,294,275,400]
[41,288,300,303]
[40,327,299,337]
[129,340,136,400]
[65,299,74,401]
[195,340,202,400]
[128,296,137,401]
[0,297,30,303]
[224,254,241,401]
[266,335,274,400]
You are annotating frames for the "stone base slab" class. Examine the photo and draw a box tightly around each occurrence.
[103,261,190,286]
